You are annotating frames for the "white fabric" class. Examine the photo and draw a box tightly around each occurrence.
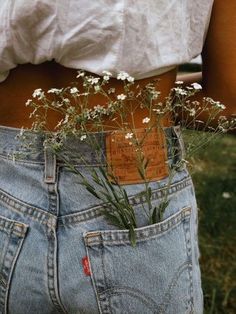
[0,0,214,82]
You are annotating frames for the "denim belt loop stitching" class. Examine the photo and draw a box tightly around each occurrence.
[44,147,57,184]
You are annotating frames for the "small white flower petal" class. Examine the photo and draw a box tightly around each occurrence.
[191,83,202,90]
[142,117,150,124]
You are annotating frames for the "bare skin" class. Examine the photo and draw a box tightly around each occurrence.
[178,0,236,120]
[0,0,235,130]
[0,63,176,130]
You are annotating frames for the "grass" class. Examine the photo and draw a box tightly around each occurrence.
[188,133,236,313]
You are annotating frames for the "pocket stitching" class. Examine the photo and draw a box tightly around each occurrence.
[0,219,28,313]
[84,206,191,246]
[0,214,28,237]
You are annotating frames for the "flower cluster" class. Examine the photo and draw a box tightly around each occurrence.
[22,71,235,246]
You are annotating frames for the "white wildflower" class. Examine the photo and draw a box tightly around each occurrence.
[63,98,70,104]
[127,75,134,83]
[108,88,115,94]
[47,88,62,95]
[151,91,160,99]
[76,70,85,78]
[32,88,45,99]
[117,71,129,81]
[70,87,79,94]
[173,87,188,96]
[214,101,226,110]
[175,81,183,85]
[25,99,32,106]
[102,70,112,81]
[153,108,163,114]
[142,117,150,124]
[102,70,112,76]
[80,135,87,141]
[117,70,134,82]
[103,75,110,81]
[87,77,100,85]
[191,83,202,90]
[94,85,101,92]
[222,192,231,199]
[63,114,69,124]
[189,108,196,116]
[117,94,127,100]
[125,132,133,139]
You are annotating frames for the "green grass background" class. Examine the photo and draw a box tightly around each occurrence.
[189,133,236,313]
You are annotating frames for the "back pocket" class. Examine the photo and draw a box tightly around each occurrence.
[0,215,28,313]
[84,207,194,314]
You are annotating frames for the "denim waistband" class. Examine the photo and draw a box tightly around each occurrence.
[0,125,184,165]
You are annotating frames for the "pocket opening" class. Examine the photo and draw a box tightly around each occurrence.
[84,206,191,246]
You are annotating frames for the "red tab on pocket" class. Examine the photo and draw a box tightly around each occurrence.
[82,256,91,276]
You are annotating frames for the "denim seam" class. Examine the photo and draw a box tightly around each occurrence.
[0,235,26,313]
[183,214,194,311]
[0,188,57,229]
[84,244,103,314]
[99,286,158,312]
[101,242,112,313]
[59,176,192,226]
[85,207,191,246]
[46,227,68,314]
[0,176,192,230]
[0,126,180,166]
[158,261,192,313]
[4,236,26,314]
[0,154,44,165]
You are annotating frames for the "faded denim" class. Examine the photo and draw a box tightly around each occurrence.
[0,125,203,314]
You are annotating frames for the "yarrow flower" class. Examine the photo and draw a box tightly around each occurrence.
[117,94,127,100]
[142,117,150,124]
[175,81,184,85]
[125,132,133,139]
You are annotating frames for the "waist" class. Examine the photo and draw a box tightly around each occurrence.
[0,125,184,184]
[0,62,177,130]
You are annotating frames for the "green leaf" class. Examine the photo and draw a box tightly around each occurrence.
[148,187,152,200]
[151,206,158,224]
[158,200,169,221]
[85,186,100,199]
[144,158,150,170]
[129,226,137,247]
[103,210,126,229]
[138,167,145,180]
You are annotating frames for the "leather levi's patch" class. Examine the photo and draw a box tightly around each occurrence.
[105,128,169,184]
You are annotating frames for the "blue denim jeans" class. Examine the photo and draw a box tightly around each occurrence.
[0,125,203,314]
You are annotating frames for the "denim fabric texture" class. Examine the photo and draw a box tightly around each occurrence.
[0,125,203,314]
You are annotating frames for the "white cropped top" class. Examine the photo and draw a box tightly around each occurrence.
[0,0,214,82]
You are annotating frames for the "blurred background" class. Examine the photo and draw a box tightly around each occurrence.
[180,58,236,314]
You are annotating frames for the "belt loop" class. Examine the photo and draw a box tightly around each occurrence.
[44,147,57,183]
